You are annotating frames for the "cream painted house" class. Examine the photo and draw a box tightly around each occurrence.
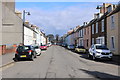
[107,4,120,55]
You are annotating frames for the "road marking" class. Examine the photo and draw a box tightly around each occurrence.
[0,62,15,71]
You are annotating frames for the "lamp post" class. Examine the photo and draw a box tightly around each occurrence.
[22,10,31,44]
[23,10,31,22]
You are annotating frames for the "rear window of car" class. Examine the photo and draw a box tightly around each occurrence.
[34,46,39,49]
[24,46,31,50]
[41,45,46,46]
[78,46,85,49]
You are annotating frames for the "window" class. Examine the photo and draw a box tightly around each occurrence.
[111,36,115,49]
[102,19,104,32]
[84,28,86,35]
[107,6,112,13]
[96,37,105,45]
[111,15,115,29]
[88,27,89,35]
[82,29,84,37]
[87,39,89,47]
[92,38,94,45]
[96,22,98,33]
[92,24,94,34]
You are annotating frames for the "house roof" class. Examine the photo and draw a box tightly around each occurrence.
[97,12,108,21]
[107,3,120,16]
[23,23,38,33]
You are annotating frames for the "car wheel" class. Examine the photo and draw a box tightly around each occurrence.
[14,57,19,62]
[88,54,91,58]
[31,55,34,61]
[92,54,96,60]
[34,52,37,58]
[109,58,112,61]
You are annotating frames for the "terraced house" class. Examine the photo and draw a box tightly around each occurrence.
[107,3,120,55]
[83,22,91,50]
[91,3,117,46]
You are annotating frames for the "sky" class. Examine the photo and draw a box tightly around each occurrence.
[15,2,118,36]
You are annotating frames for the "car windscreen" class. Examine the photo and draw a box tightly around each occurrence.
[17,46,24,52]
[24,46,31,50]
[78,46,85,49]
[69,45,74,47]
[34,46,39,49]
[96,45,109,50]
[41,45,46,46]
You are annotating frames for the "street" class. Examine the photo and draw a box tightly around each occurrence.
[2,46,119,79]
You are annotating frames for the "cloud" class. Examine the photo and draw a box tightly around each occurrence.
[17,3,98,36]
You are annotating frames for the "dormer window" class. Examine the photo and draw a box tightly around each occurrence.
[107,6,112,13]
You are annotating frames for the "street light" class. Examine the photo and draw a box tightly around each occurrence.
[23,10,31,22]
[22,10,31,44]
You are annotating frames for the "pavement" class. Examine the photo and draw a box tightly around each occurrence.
[0,53,15,68]
[1,46,120,79]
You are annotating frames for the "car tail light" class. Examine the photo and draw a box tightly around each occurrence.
[28,50,32,53]
[15,51,18,54]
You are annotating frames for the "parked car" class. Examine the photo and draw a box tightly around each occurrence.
[40,45,47,50]
[62,43,67,47]
[75,46,86,53]
[34,46,41,56]
[47,43,52,47]
[88,44,113,60]
[67,45,75,50]
[15,45,37,61]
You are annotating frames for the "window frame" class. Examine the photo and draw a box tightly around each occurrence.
[96,22,98,33]
[92,24,94,34]
[101,19,104,32]
[111,36,115,50]
[111,15,115,29]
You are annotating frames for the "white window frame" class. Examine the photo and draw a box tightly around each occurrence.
[92,24,94,34]
[92,38,94,45]
[111,36,115,50]
[111,15,115,29]
[101,19,104,32]
[96,22,98,33]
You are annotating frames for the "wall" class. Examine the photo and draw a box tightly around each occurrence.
[2,4,23,45]
[24,26,34,45]
[0,1,2,55]
[84,25,91,49]
[2,0,15,12]
[107,12,119,55]
[118,11,120,55]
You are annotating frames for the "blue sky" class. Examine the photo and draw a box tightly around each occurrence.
[16,2,118,36]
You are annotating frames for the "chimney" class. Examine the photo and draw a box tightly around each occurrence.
[15,11,22,19]
[83,22,88,26]
[107,4,117,13]
[25,21,29,25]
[94,13,99,19]
[100,3,112,14]
[94,13,103,19]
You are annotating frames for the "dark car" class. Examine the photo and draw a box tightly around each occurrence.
[15,45,37,61]
[62,43,67,47]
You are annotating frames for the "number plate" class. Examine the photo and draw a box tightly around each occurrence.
[21,55,26,57]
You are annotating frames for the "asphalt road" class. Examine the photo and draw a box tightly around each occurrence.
[2,46,120,79]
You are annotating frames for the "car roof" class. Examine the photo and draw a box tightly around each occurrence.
[94,44,105,46]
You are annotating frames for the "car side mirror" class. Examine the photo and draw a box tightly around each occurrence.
[92,49,95,51]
